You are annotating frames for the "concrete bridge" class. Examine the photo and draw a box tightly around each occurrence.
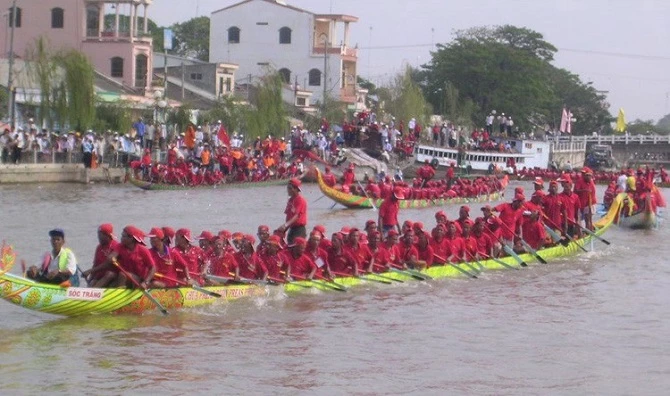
[555,134,670,167]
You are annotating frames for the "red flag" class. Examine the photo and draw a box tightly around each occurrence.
[217,125,230,147]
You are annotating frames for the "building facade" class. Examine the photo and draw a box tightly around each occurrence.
[209,0,358,106]
[0,0,153,94]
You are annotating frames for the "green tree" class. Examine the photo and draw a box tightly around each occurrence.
[205,96,247,135]
[421,25,610,134]
[656,113,670,133]
[381,66,432,128]
[172,16,210,61]
[245,72,287,139]
[626,119,658,135]
[93,99,133,133]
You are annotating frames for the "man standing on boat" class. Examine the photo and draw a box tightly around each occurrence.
[575,167,597,231]
[27,228,79,286]
[378,186,404,237]
[278,178,308,245]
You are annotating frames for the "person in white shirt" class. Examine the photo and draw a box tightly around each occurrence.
[616,172,628,192]
[145,122,155,150]
[195,126,204,145]
[408,118,416,132]
[485,114,494,133]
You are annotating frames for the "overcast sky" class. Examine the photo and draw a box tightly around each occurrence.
[150,0,670,123]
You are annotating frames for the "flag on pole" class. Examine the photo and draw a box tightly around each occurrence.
[566,110,574,134]
[615,108,626,133]
[559,108,568,133]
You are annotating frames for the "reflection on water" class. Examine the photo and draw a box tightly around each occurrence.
[0,182,669,393]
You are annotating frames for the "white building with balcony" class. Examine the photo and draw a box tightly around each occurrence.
[209,0,359,107]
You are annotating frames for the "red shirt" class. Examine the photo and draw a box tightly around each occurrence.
[444,236,465,263]
[462,235,478,259]
[281,251,317,278]
[395,242,418,266]
[379,198,400,227]
[175,245,206,279]
[305,246,329,271]
[368,246,391,271]
[207,250,237,278]
[285,194,307,227]
[326,248,357,275]
[494,203,523,240]
[560,192,581,223]
[344,244,373,271]
[234,251,267,280]
[429,237,450,261]
[150,246,188,287]
[416,245,434,267]
[543,194,565,229]
[258,251,283,279]
[93,240,119,269]
[473,232,493,257]
[574,177,597,208]
[115,244,156,279]
[521,220,546,250]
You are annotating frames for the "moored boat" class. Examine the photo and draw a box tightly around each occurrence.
[0,198,620,317]
[127,170,292,191]
[315,168,508,209]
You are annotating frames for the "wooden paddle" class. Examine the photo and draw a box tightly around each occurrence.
[386,263,431,281]
[479,253,520,270]
[540,213,587,251]
[483,227,528,267]
[433,254,478,279]
[357,181,378,211]
[112,260,168,316]
[331,270,392,285]
[292,273,347,292]
[154,273,222,298]
[568,218,610,245]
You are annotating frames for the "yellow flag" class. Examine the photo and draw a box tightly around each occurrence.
[615,108,626,133]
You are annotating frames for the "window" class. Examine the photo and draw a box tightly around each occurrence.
[278,68,291,84]
[135,54,148,88]
[308,69,321,86]
[111,57,124,77]
[190,73,203,81]
[228,26,240,43]
[8,7,21,28]
[279,27,291,44]
[51,7,64,29]
[296,97,306,106]
[256,22,268,25]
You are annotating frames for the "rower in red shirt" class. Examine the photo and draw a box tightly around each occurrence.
[444,222,465,263]
[461,220,479,262]
[543,180,565,233]
[278,178,307,245]
[326,233,358,277]
[281,237,317,280]
[174,228,206,285]
[205,234,238,283]
[472,218,494,258]
[233,235,268,280]
[520,211,547,250]
[147,227,190,288]
[493,192,525,245]
[574,167,597,231]
[84,223,120,287]
[414,229,434,269]
[257,235,284,280]
[395,230,419,269]
[322,167,337,187]
[112,226,156,288]
[366,231,391,272]
[305,231,329,273]
[429,224,450,260]
[343,228,372,272]
[559,176,582,238]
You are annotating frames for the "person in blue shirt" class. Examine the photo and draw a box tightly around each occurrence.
[133,118,146,148]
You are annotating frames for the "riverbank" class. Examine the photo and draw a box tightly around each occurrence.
[0,164,125,184]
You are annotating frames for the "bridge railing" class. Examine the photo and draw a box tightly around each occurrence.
[555,134,670,145]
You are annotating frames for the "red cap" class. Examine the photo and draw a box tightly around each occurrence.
[393,186,405,200]
[435,210,447,219]
[359,234,369,244]
[288,178,302,191]
[412,221,424,232]
[267,235,283,246]
[98,223,115,239]
[147,227,165,240]
[460,205,470,213]
[340,226,351,235]
[231,232,244,240]
[123,225,146,245]
[581,167,593,175]
[365,219,377,228]
[533,177,544,186]
[288,237,307,247]
[481,205,492,212]
[532,190,546,198]
[386,229,399,237]
[197,231,214,241]
[258,225,270,233]
[514,187,524,194]
[243,234,256,245]
[312,225,326,238]
[162,227,175,239]
[309,230,322,240]
[514,192,526,201]
[176,228,192,242]
[550,180,559,186]
[218,230,232,240]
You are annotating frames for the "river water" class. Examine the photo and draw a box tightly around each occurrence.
[0,180,668,395]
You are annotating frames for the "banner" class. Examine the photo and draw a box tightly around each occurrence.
[615,108,626,133]
[163,28,173,51]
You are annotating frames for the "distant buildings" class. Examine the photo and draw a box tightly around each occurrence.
[209,0,364,110]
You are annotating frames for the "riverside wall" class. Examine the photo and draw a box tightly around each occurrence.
[0,164,126,184]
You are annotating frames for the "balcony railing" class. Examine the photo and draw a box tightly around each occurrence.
[85,30,153,44]
[312,45,358,58]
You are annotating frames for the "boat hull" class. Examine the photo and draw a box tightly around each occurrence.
[127,170,289,191]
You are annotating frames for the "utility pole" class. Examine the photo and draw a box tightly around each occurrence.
[181,61,185,100]
[7,0,16,128]
[323,38,328,112]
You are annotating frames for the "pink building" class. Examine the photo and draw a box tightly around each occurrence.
[0,0,153,93]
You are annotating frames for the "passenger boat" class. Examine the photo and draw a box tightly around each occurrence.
[0,199,619,317]
[127,170,291,191]
[415,138,551,173]
[315,168,508,209]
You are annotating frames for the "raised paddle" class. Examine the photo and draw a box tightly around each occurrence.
[568,218,610,245]
[433,254,478,279]
[331,270,392,285]
[112,260,169,316]
[498,221,548,264]
[357,181,378,211]
[371,264,405,283]
[154,273,223,298]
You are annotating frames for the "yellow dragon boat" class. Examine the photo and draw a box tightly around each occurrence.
[0,195,621,317]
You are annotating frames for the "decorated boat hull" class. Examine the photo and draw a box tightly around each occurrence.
[617,194,658,229]
[315,168,508,209]
[127,170,290,191]
[0,198,620,317]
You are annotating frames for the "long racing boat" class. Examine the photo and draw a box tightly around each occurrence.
[127,170,293,191]
[0,198,621,317]
[315,168,508,209]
